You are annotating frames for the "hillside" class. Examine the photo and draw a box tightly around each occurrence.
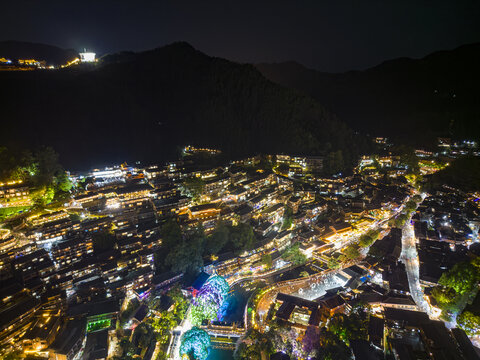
[424,157,480,192]
[0,42,368,170]
[257,43,480,147]
[0,40,78,65]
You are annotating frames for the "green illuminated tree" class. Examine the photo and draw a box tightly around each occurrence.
[394,213,409,228]
[282,243,306,265]
[55,170,73,193]
[432,256,480,317]
[182,177,205,201]
[316,328,352,360]
[169,285,188,320]
[327,257,341,269]
[261,253,273,269]
[457,311,480,336]
[343,244,360,261]
[150,311,176,345]
[328,312,367,346]
[404,200,417,213]
[358,229,380,248]
[281,206,293,230]
[179,327,211,360]
[438,260,479,295]
[358,234,374,248]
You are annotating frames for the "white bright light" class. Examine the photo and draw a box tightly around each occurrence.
[80,52,96,62]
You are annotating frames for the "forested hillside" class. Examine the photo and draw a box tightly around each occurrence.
[257,43,480,147]
[0,42,369,171]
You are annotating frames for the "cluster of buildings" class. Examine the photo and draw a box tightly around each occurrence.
[0,180,31,208]
[0,148,414,358]
[257,154,480,359]
[264,222,479,359]
[254,141,480,359]
[437,138,480,158]
[1,142,479,359]
[0,165,163,358]
[182,145,221,156]
[413,188,479,287]
[275,154,324,177]
[0,50,96,71]
[0,57,50,70]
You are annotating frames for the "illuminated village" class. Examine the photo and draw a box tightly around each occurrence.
[0,50,95,71]
[0,140,480,360]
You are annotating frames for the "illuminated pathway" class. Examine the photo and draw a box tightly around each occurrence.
[251,215,405,329]
[168,275,231,359]
[400,217,434,317]
[253,268,344,329]
[200,324,245,337]
[163,197,414,357]
[166,307,193,360]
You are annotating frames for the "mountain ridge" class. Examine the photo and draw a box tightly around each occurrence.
[0,40,78,65]
[0,41,367,171]
[256,42,480,145]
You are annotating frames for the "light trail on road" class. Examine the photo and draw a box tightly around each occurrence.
[400,217,434,317]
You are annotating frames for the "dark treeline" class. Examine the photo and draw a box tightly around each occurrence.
[257,43,480,147]
[153,219,256,280]
[0,40,78,66]
[423,157,480,192]
[0,146,72,205]
[0,42,371,172]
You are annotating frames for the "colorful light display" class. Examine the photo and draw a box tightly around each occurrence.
[189,275,229,326]
[179,327,211,360]
[86,318,111,332]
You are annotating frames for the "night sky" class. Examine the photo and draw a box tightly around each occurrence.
[1,0,480,72]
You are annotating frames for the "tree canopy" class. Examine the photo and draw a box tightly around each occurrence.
[424,157,480,192]
[281,206,293,230]
[358,229,381,248]
[432,256,480,317]
[204,221,255,256]
[155,221,256,279]
[0,146,72,207]
[342,243,361,261]
[282,243,307,265]
[182,177,205,202]
[92,230,117,254]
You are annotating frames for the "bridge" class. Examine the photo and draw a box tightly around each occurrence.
[209,336,237,350]
[201,324,245,338]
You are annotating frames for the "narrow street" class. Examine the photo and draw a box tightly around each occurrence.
[400,218,433,316]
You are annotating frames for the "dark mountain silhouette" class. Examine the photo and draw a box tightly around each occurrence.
[256,43,480,147]
[0,40,78,65]
[0,42,368,170]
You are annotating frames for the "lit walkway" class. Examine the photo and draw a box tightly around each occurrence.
[400,216,433,316]
[201,324,245,338]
